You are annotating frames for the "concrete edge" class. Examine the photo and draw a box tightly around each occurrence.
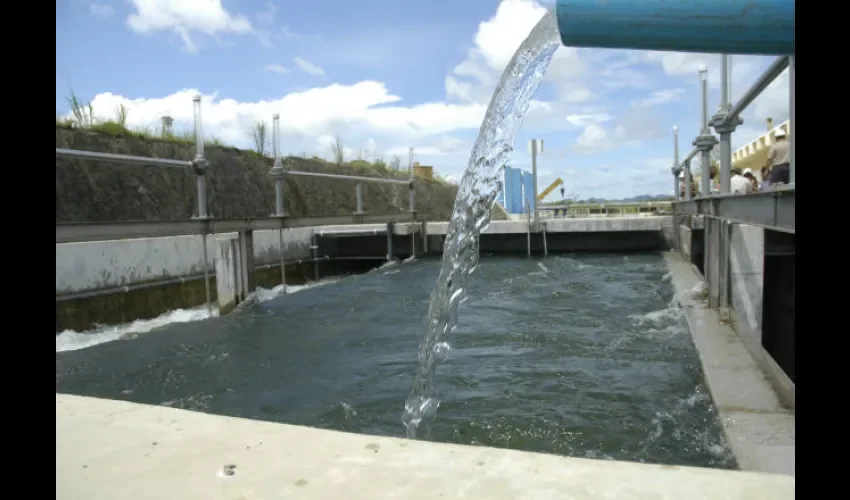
[663,252,795,477]
[57,393,794,500]
[725,306,796,409]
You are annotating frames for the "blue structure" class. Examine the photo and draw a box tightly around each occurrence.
[496,166,535,215]
[555,0,795,56]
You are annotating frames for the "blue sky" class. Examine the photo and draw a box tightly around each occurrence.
[56,0,790,200]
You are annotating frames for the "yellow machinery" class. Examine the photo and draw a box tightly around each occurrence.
[537,177,564,201]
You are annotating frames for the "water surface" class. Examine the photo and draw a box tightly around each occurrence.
[56,254,735,469]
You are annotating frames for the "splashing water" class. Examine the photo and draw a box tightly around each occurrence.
[402,10,561,438]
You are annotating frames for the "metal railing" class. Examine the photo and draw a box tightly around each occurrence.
[56,96,424,310]
[669,54,795,233]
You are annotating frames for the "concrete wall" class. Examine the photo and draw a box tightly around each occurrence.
[56,228,314,295]
[675,220,793,408]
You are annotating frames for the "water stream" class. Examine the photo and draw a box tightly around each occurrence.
[402,10,562,438]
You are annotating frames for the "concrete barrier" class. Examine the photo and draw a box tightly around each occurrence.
[215,236,240,315]
[57,393,794,500]
[665,252,794,476]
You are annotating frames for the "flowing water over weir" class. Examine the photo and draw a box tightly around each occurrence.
[402,10,561,438]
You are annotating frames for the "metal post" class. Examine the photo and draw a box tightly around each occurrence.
[355,183,364,214]
[542,221,548,257]
[672,126,680,199]
[191,95,212,315]
[270,114,286,216]
[710,57,741,195]
[278,228,287,294]
[386,222,394,262]
[409,147,416,256]
[311,233,319,281]
[720,55,729,112]
[718,58,730,194]
[531,139,540,230]
[789,55,795,184]
[684,161,693,201]
[695,65,718,197]
[526,200,532,258]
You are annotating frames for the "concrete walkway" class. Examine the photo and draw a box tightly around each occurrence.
[664,252,795,476]
[57,394,794,499]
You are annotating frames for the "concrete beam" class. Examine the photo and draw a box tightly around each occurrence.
[57,394,794,500]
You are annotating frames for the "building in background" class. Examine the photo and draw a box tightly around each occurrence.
[495,165,535,215]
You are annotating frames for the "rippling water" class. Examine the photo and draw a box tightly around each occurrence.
[56,254,735,469]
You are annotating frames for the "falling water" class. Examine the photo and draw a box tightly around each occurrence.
[402,10,562,438]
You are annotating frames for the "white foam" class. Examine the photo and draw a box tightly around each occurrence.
[253,278,337,303]
[56,307,216,353]
[56,279,338,353]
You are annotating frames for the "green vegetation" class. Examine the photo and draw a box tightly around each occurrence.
[56,91,454,186]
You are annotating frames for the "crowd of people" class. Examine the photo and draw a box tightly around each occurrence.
[678,128,791,197]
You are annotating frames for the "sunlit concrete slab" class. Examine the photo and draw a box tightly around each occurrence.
[57,394,794,500]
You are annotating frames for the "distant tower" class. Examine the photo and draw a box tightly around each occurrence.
[161,116,174,136]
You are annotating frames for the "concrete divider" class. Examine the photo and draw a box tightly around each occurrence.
[57,393,794,499]
[215,236,240,315]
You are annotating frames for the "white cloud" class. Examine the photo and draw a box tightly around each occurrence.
[88,2,114,17]
[632,88,685,108]
[78,83,486,154]
[294,57,325,76]
[126,0,253,53]
[263,64,289,75]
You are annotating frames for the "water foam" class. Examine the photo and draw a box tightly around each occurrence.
[56,279,336,352]
[56,307,216,353]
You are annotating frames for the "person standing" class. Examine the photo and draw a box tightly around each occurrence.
[730,167,754,194]
[766,129,791,185]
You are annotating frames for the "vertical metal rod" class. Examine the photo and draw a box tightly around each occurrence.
[719,56,732,194]
[542,221,548,257]
[386,222,394,261]
[272,114,285,216]
[278,228,287,294]
[311,234,319,281]
[192,95,211,314]
[408,147,416,257]
[684,162,693,201]
[673,126,680,199]
[720,55,729,111]
[789,55,795,184]
[201,234,211,314]
[355,183,363,214]
[699,66,709,134]
[526,201,532,258]
[531,139,539,230]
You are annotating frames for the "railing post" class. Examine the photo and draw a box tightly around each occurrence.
[789,55,795,184]
[270,114,286,216]
[672,126,681,199]
[191,95,212,315]
[269,114,287,293]
[694,65,718,196]
[711,55,742,195]
[386,221,394,262]
[408,147,416,258]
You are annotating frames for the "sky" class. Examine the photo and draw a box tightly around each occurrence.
[56,0,791,201]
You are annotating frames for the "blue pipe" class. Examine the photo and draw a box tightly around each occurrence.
[555,0,794,55]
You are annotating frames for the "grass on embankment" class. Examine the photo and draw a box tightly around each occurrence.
[57,91,454,186]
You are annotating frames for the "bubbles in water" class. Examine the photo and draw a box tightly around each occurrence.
[432,342,452,362]
[402,9,561,438]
